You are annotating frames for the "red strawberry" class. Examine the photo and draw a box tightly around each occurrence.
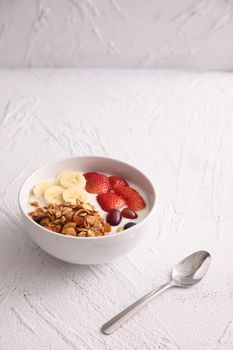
[86,173,110,194]
[97,193,126,212]
[83,172,98,180]
[127,192,146,211]
[113,185,137,199]
[109,176,128,188]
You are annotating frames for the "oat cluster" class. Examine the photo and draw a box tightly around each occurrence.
[28,200,111,237]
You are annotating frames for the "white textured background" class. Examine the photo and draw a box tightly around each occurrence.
[1,69,233,349]
[1,0,233,69]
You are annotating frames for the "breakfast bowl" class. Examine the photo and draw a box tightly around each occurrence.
[19,156,156,265]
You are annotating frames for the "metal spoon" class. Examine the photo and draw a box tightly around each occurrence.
[102,250,211,335]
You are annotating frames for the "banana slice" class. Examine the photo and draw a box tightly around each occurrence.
[44,185,64,204]
[56,171,86,189]
[33,181,53,198]
[77,190,89,203]
[63,187,88,205]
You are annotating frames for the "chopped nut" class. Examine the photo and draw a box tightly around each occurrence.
[48,209,56,215]
[48,222,56,228]
[73,214,84,226]
[35,208,44,214]
[55,211,61,219]
[40,218,50,226]
[62,227,76,236]
[76,209,89,217]
[67,212,74,221]
[103,223,111,233]
[78,231,87,237]
[85,215,96,225]
[64,222,76,228]
[30,201,39,207]
[76,228,87,233]
[93,219,103,229]
[82,203,94,211]
[116,226,124,232]
[95,231,103,236]
[63,208,73,217]
[54,224,62,233]
[60,216,66,223]
[33,214,47,224]
[87,230,95,237]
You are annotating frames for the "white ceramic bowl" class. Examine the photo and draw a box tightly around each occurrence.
[19,156,156,265]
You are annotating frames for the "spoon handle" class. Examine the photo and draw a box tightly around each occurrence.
[102,281,174,335]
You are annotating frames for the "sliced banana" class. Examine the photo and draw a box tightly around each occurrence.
[56,171,86,189]
[55,171,65,185]
[63,187,88,205]
[33,181,53,198]
[77,190,89,203]
[44,185,64,204]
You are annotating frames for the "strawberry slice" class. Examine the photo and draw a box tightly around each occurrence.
[86,173,110,194]
[109,176,128,188]
[83,172,98,180]
[113,185,137,199]
[127,192,146,211]
[97,193,126,212]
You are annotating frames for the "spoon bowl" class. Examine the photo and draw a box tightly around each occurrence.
[172,250,211,287]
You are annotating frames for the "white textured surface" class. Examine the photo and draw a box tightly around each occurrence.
[1,69,233,349]
[1,0,233,70]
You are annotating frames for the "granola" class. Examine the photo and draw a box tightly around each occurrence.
[28,199,111,237]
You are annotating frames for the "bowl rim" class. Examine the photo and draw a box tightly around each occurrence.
[18,155,156,240]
